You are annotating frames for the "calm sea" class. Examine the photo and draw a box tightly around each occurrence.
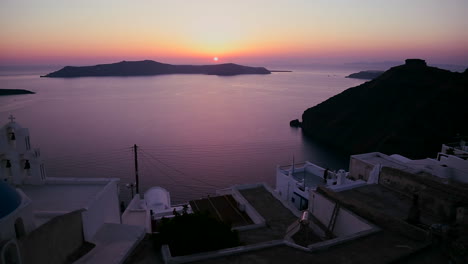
[0,65,364,203]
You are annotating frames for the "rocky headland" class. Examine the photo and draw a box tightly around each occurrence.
[345,70,384,80]
[295,59,468,158]
[42,60,271,77]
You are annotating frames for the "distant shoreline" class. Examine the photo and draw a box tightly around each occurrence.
[270,70,293,72]
[0,89,35,96]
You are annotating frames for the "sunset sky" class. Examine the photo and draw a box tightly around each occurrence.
[1,0,467,66]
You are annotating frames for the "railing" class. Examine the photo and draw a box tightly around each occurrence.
[326,202,340,239]
[284,219,301,241]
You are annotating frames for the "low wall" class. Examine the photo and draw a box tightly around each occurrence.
[161,240,285,264]
[229,185,265,227]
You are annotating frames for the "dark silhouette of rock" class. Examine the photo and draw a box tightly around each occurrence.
[290,119,302,127]
[405,59,427,67]
[346,70,384,80]
[41,60,271,77]
[0,89,35,96]
[299,59,468,158]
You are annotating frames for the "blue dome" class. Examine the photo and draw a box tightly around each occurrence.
[0,180,22,218]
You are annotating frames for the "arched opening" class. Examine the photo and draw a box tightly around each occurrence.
[7,127,16,148]
[14,218,26,239]
[1,240,22,264]
[22,160,31,176]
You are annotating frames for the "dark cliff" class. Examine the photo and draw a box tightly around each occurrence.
[301,59,468,158]
[42,60,271,77]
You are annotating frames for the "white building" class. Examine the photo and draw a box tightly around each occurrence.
[0,115,46,185]
[349,146,468,184]
[277,142,468,213]
[275,161,363,211]
[0,116,144,264]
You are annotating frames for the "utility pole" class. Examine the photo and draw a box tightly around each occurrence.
[133,144,139,195]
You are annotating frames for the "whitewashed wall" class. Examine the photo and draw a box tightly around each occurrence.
[81,180,120,240]
[309,191,372,237]
[439,155,468,183]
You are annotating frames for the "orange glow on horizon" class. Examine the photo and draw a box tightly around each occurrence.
[0,1,467,65]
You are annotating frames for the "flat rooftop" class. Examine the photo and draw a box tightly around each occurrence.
[21,183,106,212]
[337,184,441,225]
[352,152,414,172]
[189,185,431,264]
[189,195,253,228]
[123,184,432,263]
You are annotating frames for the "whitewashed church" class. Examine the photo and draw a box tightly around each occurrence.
[0,116,145,264]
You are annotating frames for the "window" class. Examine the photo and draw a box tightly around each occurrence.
[292,192,309,211]
[25,136,31,150]
[40,164,46,180]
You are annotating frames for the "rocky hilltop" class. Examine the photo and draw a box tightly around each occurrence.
[299,59,468,158]
[42,60,271,77]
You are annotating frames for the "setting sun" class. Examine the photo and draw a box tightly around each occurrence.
[213,57,218,62]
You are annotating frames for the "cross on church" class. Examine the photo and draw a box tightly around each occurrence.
[8,114,15,122]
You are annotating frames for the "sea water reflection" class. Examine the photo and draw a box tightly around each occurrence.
[0,67,363,202]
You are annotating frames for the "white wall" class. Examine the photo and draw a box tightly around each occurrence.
[439,155,468,183]
[275,169,292,202]
[309,192,335,227]
[81,180,120,240]
[309,191,372,237]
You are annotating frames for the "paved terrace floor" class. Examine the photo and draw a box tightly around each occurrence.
[192,230,426,264]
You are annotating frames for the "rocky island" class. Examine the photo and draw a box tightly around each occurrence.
[295,59,468,158]
[345,70,384,80]
[41,60,271,77]
[0,89,35,96]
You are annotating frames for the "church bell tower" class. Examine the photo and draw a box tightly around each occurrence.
[0,115,46,185]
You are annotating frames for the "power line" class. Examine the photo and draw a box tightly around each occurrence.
[140,148,221,189]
